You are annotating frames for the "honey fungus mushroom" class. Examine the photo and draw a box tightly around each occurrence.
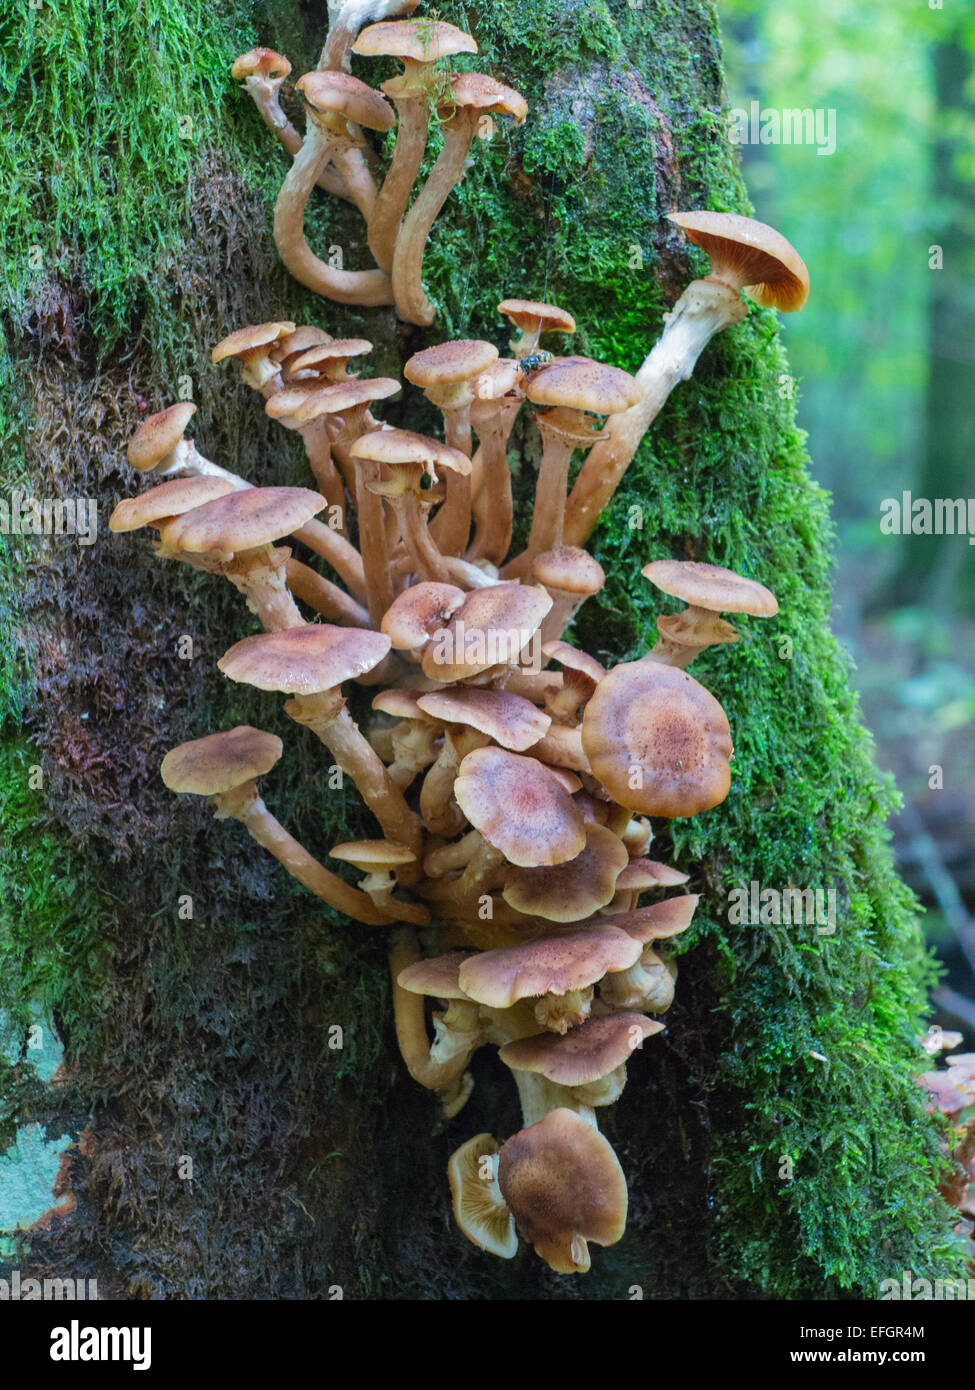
[499,1012,662,1109]
[642,559,778,667]
[497,1107,628,1274]
[581,660,734,818]
[448,1134,518,1258]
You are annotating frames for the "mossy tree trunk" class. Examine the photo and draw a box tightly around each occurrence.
[0,0,959,1298]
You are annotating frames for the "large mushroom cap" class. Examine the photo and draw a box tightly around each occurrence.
[668,210,809,313]
[381,581,466,650]
[353,18,478,61]
[533,547,605,598]
[159,486,326,554]
[642,559,778,616]
[416,686,551,752]
[454,747,586,867]
[594,894,700,942]
[352,428,470,478]
[297,70,395,132]
[581,661,733,818]
[161,725,283,796]
[457,926,641,1008]
[502,823,629,922]
[404,339,500,390]
[421,582,552,681]
[291,378,402,425]
[212,321,296,364]
[497,1108,628,1273]
[218,624,391,694]
[109,476,234,533]
[127,403,197,471]
[448,1134,518,1259]
[498,298,576,338]
[526,358,641,415]
[499,1013,661,1087]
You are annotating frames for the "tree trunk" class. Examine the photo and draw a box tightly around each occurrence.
[0,0,957,1299]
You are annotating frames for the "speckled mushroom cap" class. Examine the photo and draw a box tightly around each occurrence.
[330,840,416,871]
[218,624,391,694]
[454,747,586,867]
[533,548,605,598]
[448,1134,518,1260]
[284,339,373,379]
[416,687,551,752]
[371,688,428,720]
[525,358,641,414]
[668,211,809,312]
[473,359,520,400]
[642,560,778,616]
[581,660,733,818]
[542,641,607,684]
[212,322,297,364]
[352,18,478,62]
[351,429,470,479]
[296,71,395,132]
[615,858,689,891]
[596,894,700,943]
[497,298,576,338]
[161,725,283,795]
[497,1108,628,1274]
[291,378,402,425]
[109,476,234,533]
[404,339,500,391]
[502,823,629,922]
[397,952,478,999]
[127,403,197,471]
[457,926,641,1008]
[444,73,528,124]
[269,326,334,365]
[231,48,292,80]
[420,582,552,681]
[158,486,325,554]
[381,581,466,650]
[499,1013,662,1086]
[263,384,333,422]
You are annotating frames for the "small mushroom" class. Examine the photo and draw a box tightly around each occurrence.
[329,839,427,925]
[533,548,606,648]
[502,823,628,923]
[381,580,465,655]
[497,1108,628,1273]
[642,559,778,667]
[211,321,297,397]
[541,640,606,724]
[497,298,576,360]
[454,747,586,868]
[499,1012,662,1109]
[447,1134,518,1258]
[391,935,484,1103]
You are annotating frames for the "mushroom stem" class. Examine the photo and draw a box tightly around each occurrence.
[300,418,347,525]
[389,927,477,1089]
[428,404,473,557]
[400,492,453,584]
[524,429,575,570]
[237,72,359,206]
[223,547,307,632]
[353,459,395,627]
[563,280,746,546]
[286,692,423,860]
[391,111,477,326]
[213,780,391,924]
[368,95,431,273]
[286,558,370,626]
[274,124,394,306]
[467,397,521,565]
[509,1067,597,1130]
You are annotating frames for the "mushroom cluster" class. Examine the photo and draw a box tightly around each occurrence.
[112,2,807,1275]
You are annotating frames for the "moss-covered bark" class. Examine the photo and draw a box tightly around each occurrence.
[0,0,962,1298]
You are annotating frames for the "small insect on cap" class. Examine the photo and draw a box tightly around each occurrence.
[498,298,577,358]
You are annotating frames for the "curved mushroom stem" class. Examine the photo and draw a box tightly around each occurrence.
[351,459,395,627]
[368,93,431,273]
[428,403,473,558]
[285,558,370,626]
[285,690,423,862]
[299,419,348,526]
[238,73,357,205]
[274,124,394,306]
[391,109,478,325]
[467,397,521,565]
[398,490,453,584]
[389,927,479,1090]
[563,279,746,546]
[523,426,576,571]
[213,780,391,924]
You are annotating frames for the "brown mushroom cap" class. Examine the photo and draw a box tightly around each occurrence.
[502,823,629,922]
[615,858,689,891]
[499,1013,662,1086]
[498,298,576,338]
[218,624,391,694]
[421,582,552,681]
[445,73,528,124]
[351,428,470,478]
[404,339,500,391]
[296,71,395,132]
[330,839,416,871]
[397,951,478,999]
[642,560,778,616]
[161,725,283,796]
[158,486,326,554]
[371,688,428,720]
[448,1133,518,1260]
[526,358,640,415]
[381,581,466,650]
[497,1108,628,1273]
[458,926,641,1008]
[668,210,809,313]
[284,339,373,378]
[581,661,733,818]
[454,747,586,867]
[595,894,700,942]
[533,548,605,597]
[109,476,234,533]
[212,321,297,365]
[231,48,292,81]
[291,378,402,425]
[127,403,197,471]
[269,326,334,365]
[542,641,607,684]
[416,687,551,752]
[352,18,478,62]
